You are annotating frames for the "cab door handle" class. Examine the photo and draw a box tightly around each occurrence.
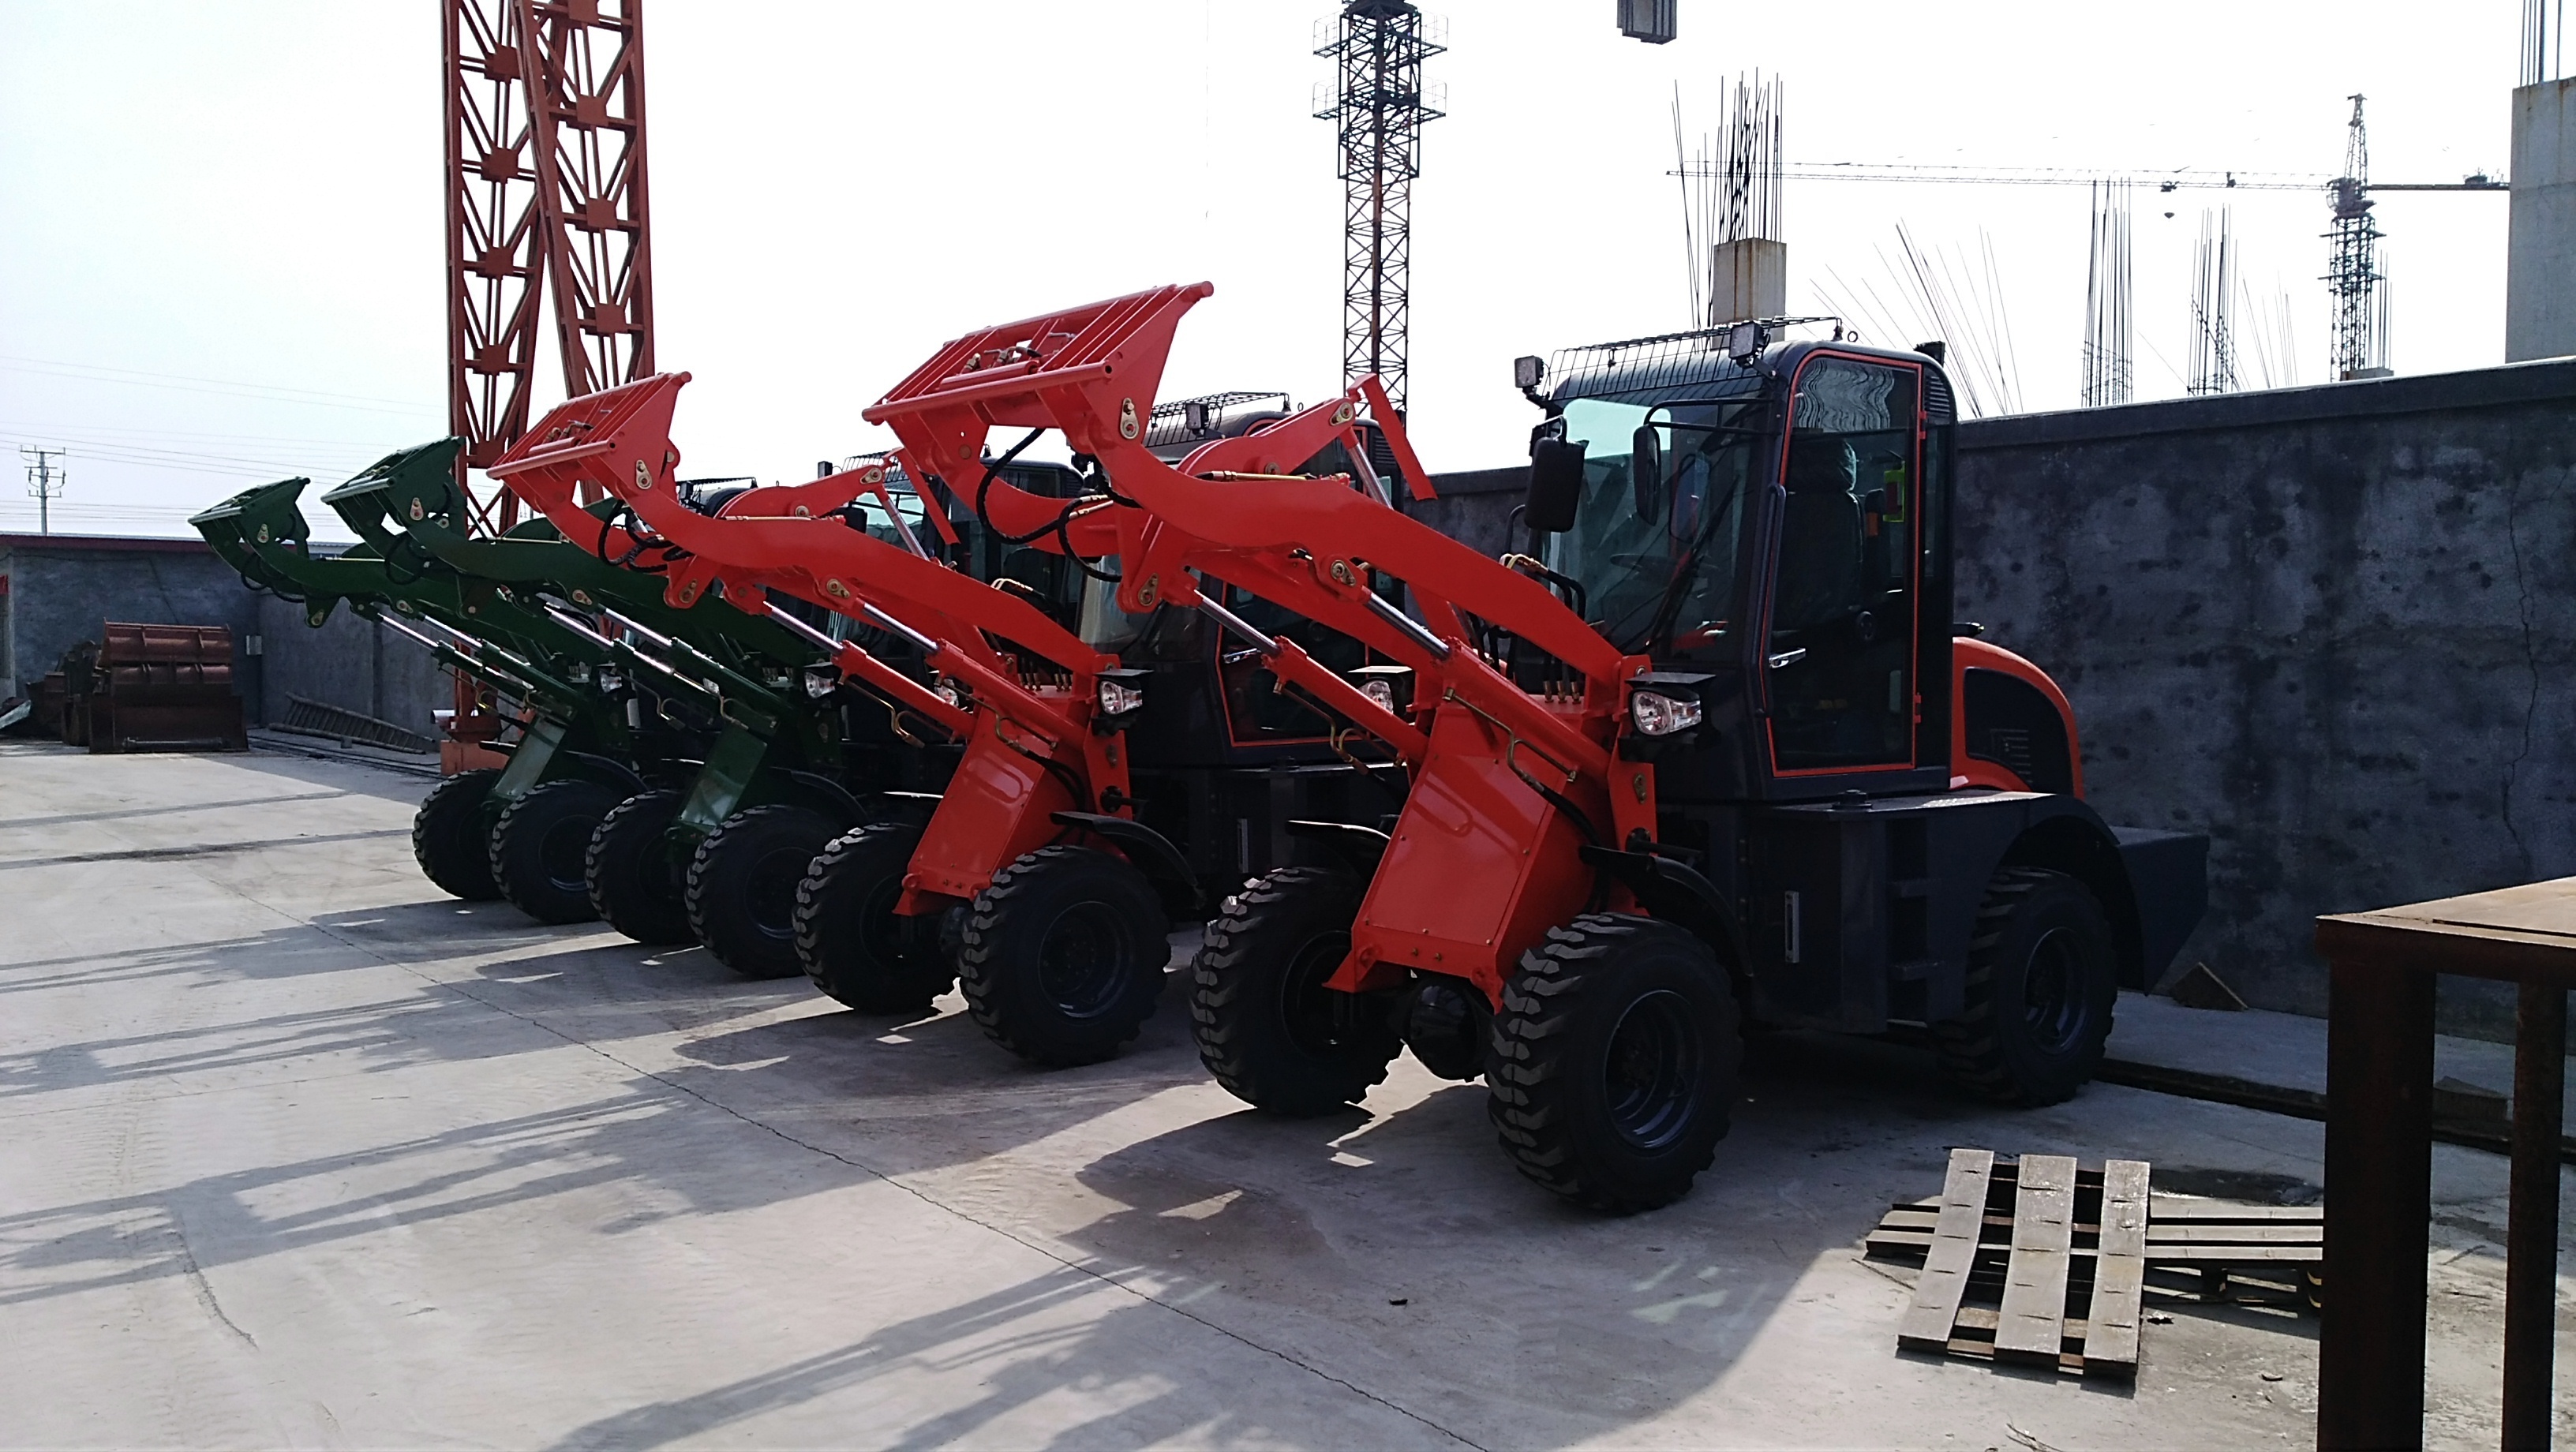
[1767,647,1808,670]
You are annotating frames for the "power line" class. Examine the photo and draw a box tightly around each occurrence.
[0,357,439,418]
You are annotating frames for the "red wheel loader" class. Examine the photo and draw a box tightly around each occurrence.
[488,365,1422,1067]
[901,284,2207,1213]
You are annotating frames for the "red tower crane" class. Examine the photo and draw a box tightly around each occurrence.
[443,0,654,533]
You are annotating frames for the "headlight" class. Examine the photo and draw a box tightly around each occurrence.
[1629,689,1704,737]
[934,677,968,711]
[1092,668,1151,732]
[597,667,623,694]
[568,661,593,684]
[1348,663,1413,715]
[802,667,838,699]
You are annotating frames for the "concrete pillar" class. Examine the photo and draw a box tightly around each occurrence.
[1709,238,1787,327]
[2507,78,2576,361]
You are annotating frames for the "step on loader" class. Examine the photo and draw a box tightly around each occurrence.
[879,284,2209,1214]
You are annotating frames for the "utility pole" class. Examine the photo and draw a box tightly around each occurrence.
[20,447,65,536]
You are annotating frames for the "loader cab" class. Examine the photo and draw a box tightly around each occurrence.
[1527,334,1957,803]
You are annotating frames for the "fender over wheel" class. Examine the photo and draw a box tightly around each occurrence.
[1192,866,1401,1115]
[412,768,502,901]
[687,804,838,979]
[487,777,623,924]
[586,790,692,945]
[1488,912,1742,1214]
[1931,867,2117,1106]
[795,821,954,1013]
[958,845,1170,1067]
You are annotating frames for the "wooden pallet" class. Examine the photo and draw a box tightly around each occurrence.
[1864,1150,2323,1379]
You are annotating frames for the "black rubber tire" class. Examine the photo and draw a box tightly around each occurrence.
[487,778,623,924]
[1931,867,2117,1106]
[1191,866,1400,1114]
[794,821,954,1012]
[412,769,502,900]
[958,845,1170,1067]
[687,805,837,979]
[586,790,693,945]
[1488,913,1742,1214]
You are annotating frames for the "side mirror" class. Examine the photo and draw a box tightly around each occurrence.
[1526,438,1586,533]
[1631,425,1664,522]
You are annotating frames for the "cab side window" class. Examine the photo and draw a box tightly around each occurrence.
[1767,358,1921,771]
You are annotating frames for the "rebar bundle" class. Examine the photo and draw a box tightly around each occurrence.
[2189,209,2240,397]
[2082,180,2134,408]
[1672,74,1784,330]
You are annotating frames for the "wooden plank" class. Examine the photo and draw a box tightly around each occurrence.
[1877,1214,2318,1247]
[2147,1196,2323,1222]
[2147,1222,2325,1244]
[1993,1154,2079,1365]
[2083,1158,2150,1375]
[1899,1148,1996,1352]
[1873,1229,2321,1264]
[2140,1244,2328,1263]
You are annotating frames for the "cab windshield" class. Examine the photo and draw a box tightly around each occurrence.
[1542,395,1765,656]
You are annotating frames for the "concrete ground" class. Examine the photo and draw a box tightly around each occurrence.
[1,740,2568,1450]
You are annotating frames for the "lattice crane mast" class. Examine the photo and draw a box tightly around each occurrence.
[444,0,655,534]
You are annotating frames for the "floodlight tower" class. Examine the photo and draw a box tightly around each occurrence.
[1317,1,1443,416]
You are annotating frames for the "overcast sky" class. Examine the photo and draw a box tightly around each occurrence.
[0,0,2525,538]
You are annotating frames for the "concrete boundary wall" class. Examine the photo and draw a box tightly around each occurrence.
[1954,361,2576,1024]
[0,534,449,738]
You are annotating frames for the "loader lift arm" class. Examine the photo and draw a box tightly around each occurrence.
[858,283,1661,1003]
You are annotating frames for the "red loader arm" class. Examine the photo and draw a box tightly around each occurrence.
[867,286,1657,1004]
[490,375,1134,911]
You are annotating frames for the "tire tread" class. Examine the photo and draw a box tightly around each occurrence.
[1487,912,1738,1214]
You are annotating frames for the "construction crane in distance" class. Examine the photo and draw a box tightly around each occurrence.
[1776,160,2507,195]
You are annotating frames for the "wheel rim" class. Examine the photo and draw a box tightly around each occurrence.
[2021,927,2088,1054]
[1035,900,1139,1020]
[539,814,593,894]
[1601,989,1702,1152]
[747,846,810,941]
[852,863,917,965]
[1275,930,1356,1059]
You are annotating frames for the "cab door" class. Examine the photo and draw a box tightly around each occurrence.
[1761,354,1924,778]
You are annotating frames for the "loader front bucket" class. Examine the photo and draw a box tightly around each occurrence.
[319,436,471,553]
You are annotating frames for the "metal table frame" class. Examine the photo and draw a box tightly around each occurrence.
[2316,879,2573,1450]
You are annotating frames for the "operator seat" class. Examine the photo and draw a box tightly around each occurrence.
[1773,436,1863,631]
